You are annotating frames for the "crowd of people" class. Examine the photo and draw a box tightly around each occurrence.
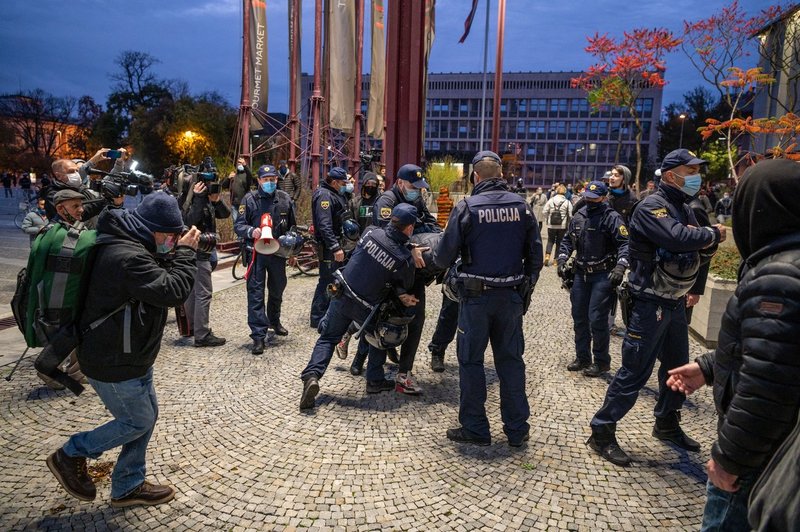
[12,146,798,531]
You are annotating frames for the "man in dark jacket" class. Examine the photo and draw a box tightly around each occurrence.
[46,192,199,508]
[225,156,254,222]
[44,159,110,225]
[181,158,231,347]
[277,160,304,202]
[667,159,800,531]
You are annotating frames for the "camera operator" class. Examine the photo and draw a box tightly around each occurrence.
[180,156,230,347]
[45,154,122,227]
[46,192,199,508]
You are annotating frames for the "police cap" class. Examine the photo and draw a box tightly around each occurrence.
[472,150,501,165]
[391,203,418,226]
[397,164,429,189]
[257,164,278,178]
[583,180,608,199]
[661,149,706,171]
[328,167,348,181]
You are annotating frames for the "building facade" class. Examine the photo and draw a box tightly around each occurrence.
[302,71,662,188]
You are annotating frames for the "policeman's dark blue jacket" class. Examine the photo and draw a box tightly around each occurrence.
[434,178,543,287]
[558,202,629,269]
[233,187,296,242]
[372,187,440,234]
[341,224,415,306]
[311,182,347,252]
[626,182,720,303]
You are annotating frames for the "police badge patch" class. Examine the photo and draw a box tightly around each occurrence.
[619,225,628,237]
[321,200,330,210]
[380,207,391,219]
[238,205,246,214]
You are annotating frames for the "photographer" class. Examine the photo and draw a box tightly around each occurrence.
[181,157,230,347]
[46,192,199,508]
[45,156,120,227]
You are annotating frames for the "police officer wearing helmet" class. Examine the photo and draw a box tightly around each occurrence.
[557,180,629,377]
[299,204,420,409]
[372,163,440,394]
[434,150,543,447]
[588,149,727,466]
[309,167,349,328]
[234,164,297,354]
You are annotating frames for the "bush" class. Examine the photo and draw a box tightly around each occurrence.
[426,157,462,192]
[710,246,741,281]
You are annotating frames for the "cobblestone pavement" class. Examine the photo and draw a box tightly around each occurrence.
[0,267,715,531]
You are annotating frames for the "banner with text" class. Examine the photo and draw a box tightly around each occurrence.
[249,0,269,129]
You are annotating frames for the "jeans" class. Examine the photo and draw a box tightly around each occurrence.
[701,473,757,532]
[570,271,613,366]
[457,289,529,442]
[545,228,566,257]
[301,296,369,380]
[63,368,158,499]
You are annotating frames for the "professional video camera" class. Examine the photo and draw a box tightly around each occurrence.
[359,148,383,166]
[86,167,155,200]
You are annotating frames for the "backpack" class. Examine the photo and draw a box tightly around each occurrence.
[549,198,566,226]
[14,222,97,348]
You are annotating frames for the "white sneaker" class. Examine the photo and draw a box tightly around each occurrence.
[335,332,351,359]
[395,372,422,395]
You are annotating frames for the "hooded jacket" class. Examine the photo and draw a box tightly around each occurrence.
[77,209,196,382]
[696,159,800,477]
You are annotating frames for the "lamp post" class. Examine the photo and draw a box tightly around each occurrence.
[678,113,686,149]
[55,130,62,156]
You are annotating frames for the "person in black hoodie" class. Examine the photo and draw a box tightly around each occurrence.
[46,192,199,508]
[666,159,800,531]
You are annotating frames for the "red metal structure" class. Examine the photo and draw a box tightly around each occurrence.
[237,0,253,164]
[288,0,302,174]
[310,0,324,189]
[384,1,427,187]
[350,0,365,176]
[491,0,506,153]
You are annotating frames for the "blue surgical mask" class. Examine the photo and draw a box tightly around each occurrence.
[345,183,354,194]
[404,188,420,201]
[339,184,348,195]
[679,174,702,197]
[262,181,277,194]
[236,164,244,172]
[156,235,178,255]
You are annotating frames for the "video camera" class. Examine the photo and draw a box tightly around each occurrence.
[86,168,155,200]
[359,148,383,166]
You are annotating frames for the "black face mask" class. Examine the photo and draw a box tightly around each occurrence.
[362,186,377,198]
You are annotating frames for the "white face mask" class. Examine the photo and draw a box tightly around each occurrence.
[66,172,82,187]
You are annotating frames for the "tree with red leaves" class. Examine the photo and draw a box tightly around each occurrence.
[572,28,681,190]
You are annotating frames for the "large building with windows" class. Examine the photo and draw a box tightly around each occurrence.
[302,71,662,187]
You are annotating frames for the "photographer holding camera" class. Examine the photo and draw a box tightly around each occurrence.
[46,192,200,508]
[180,156,230,347]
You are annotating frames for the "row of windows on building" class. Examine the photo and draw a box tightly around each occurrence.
[313,77,657,94]
[424,119,652,142]
[424,141,639,165]
[425,97,655,118]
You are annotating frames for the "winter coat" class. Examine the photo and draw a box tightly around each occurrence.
[541,194,572,229]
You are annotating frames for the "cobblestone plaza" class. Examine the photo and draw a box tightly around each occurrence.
[1,269,715,530]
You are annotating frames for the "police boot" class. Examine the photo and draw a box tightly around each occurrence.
[652,412,701,452]
[299,375,320,410]
[430,349,445,373]
[350,350,367,376]
[586,423,631,467]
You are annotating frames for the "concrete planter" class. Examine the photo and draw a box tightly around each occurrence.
[689,274,737,347]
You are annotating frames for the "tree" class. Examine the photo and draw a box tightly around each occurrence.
[658,86,724,157]
[107,51,172,136]
[572,28,682,190]
[68,95,103,159]
[0,89,76,171]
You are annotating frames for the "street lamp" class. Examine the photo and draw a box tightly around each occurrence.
[678,114,686,149]
[183,130,196,161]
[55,130,62,156]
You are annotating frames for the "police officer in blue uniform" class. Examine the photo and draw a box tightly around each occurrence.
[235,164,297,354]
[588,149,727,466]
[557,181,629,377]
[372,164,440,394]
[299,204,420,410]
[434,150,543,447]
[309,167,349,328]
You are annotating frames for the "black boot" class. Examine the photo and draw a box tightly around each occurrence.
[653,412,701,452]
[567,358,590,372]
[586,423,631,466]
[299,375,320,410]
[430,351,445,373]
[350,350,367,376]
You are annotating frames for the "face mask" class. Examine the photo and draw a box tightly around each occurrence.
[279,167,288,176]
[157,234,178,255]
[679,174,702,197]
[723,194,730,199]
[338,184,348,195]
[66,172,82,187]
[60,210,78,224]
[345,183,354,194]
[262,181,277,194]
[362,186,377,198]
[236,164,244,172]
[36,207,46,215]
[404,188,420,201]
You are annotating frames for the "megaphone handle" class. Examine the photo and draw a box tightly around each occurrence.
[244,246,257,280]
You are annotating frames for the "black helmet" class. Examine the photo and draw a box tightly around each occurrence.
[342,218,360,242]
[442,259,462,302]
[274,230,304,258]
[364,315,414,349]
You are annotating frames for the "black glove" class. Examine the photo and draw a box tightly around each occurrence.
[557,261,566,279]
[608,264,625,287]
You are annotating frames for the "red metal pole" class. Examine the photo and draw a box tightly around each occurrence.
[311,0,324,188]
[239,0,253,164]
[491,0,506,154]
[351,0,365,176]
[288,0,301,174]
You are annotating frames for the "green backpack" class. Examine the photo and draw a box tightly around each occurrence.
[22,222,97,348]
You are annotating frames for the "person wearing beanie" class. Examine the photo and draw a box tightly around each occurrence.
[46,192,201,508]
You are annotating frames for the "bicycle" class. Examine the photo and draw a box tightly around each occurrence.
[231,242,250,280]
[231,225,319,279]
[14,199,35,229]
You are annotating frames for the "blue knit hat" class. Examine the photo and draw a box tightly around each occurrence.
[132,191,184,233]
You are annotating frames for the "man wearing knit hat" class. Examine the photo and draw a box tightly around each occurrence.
[46,192,200,508]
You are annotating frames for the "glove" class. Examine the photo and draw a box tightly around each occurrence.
[557,261,566,279]
[608,264,625,287]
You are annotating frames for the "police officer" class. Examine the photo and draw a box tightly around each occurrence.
[434,150,543,447]
[587,149,727,466]
[557,181,629,378]
[235,165,297,354]
[309,167,349,328]
[372,163,439,394]
[299,204,420,410]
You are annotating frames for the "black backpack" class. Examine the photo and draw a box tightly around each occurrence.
[549,199,566,226]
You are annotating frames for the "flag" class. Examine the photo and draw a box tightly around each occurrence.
[249,0,269,129]
[367,0,385,139]
[458,0,480,43]
[328,0,356,132]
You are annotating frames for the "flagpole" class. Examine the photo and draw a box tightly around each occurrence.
[311,0,323,188]
[479,0,490,151]
[490,0,506,153]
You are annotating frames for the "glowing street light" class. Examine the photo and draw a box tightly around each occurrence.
[679,113,687,149]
